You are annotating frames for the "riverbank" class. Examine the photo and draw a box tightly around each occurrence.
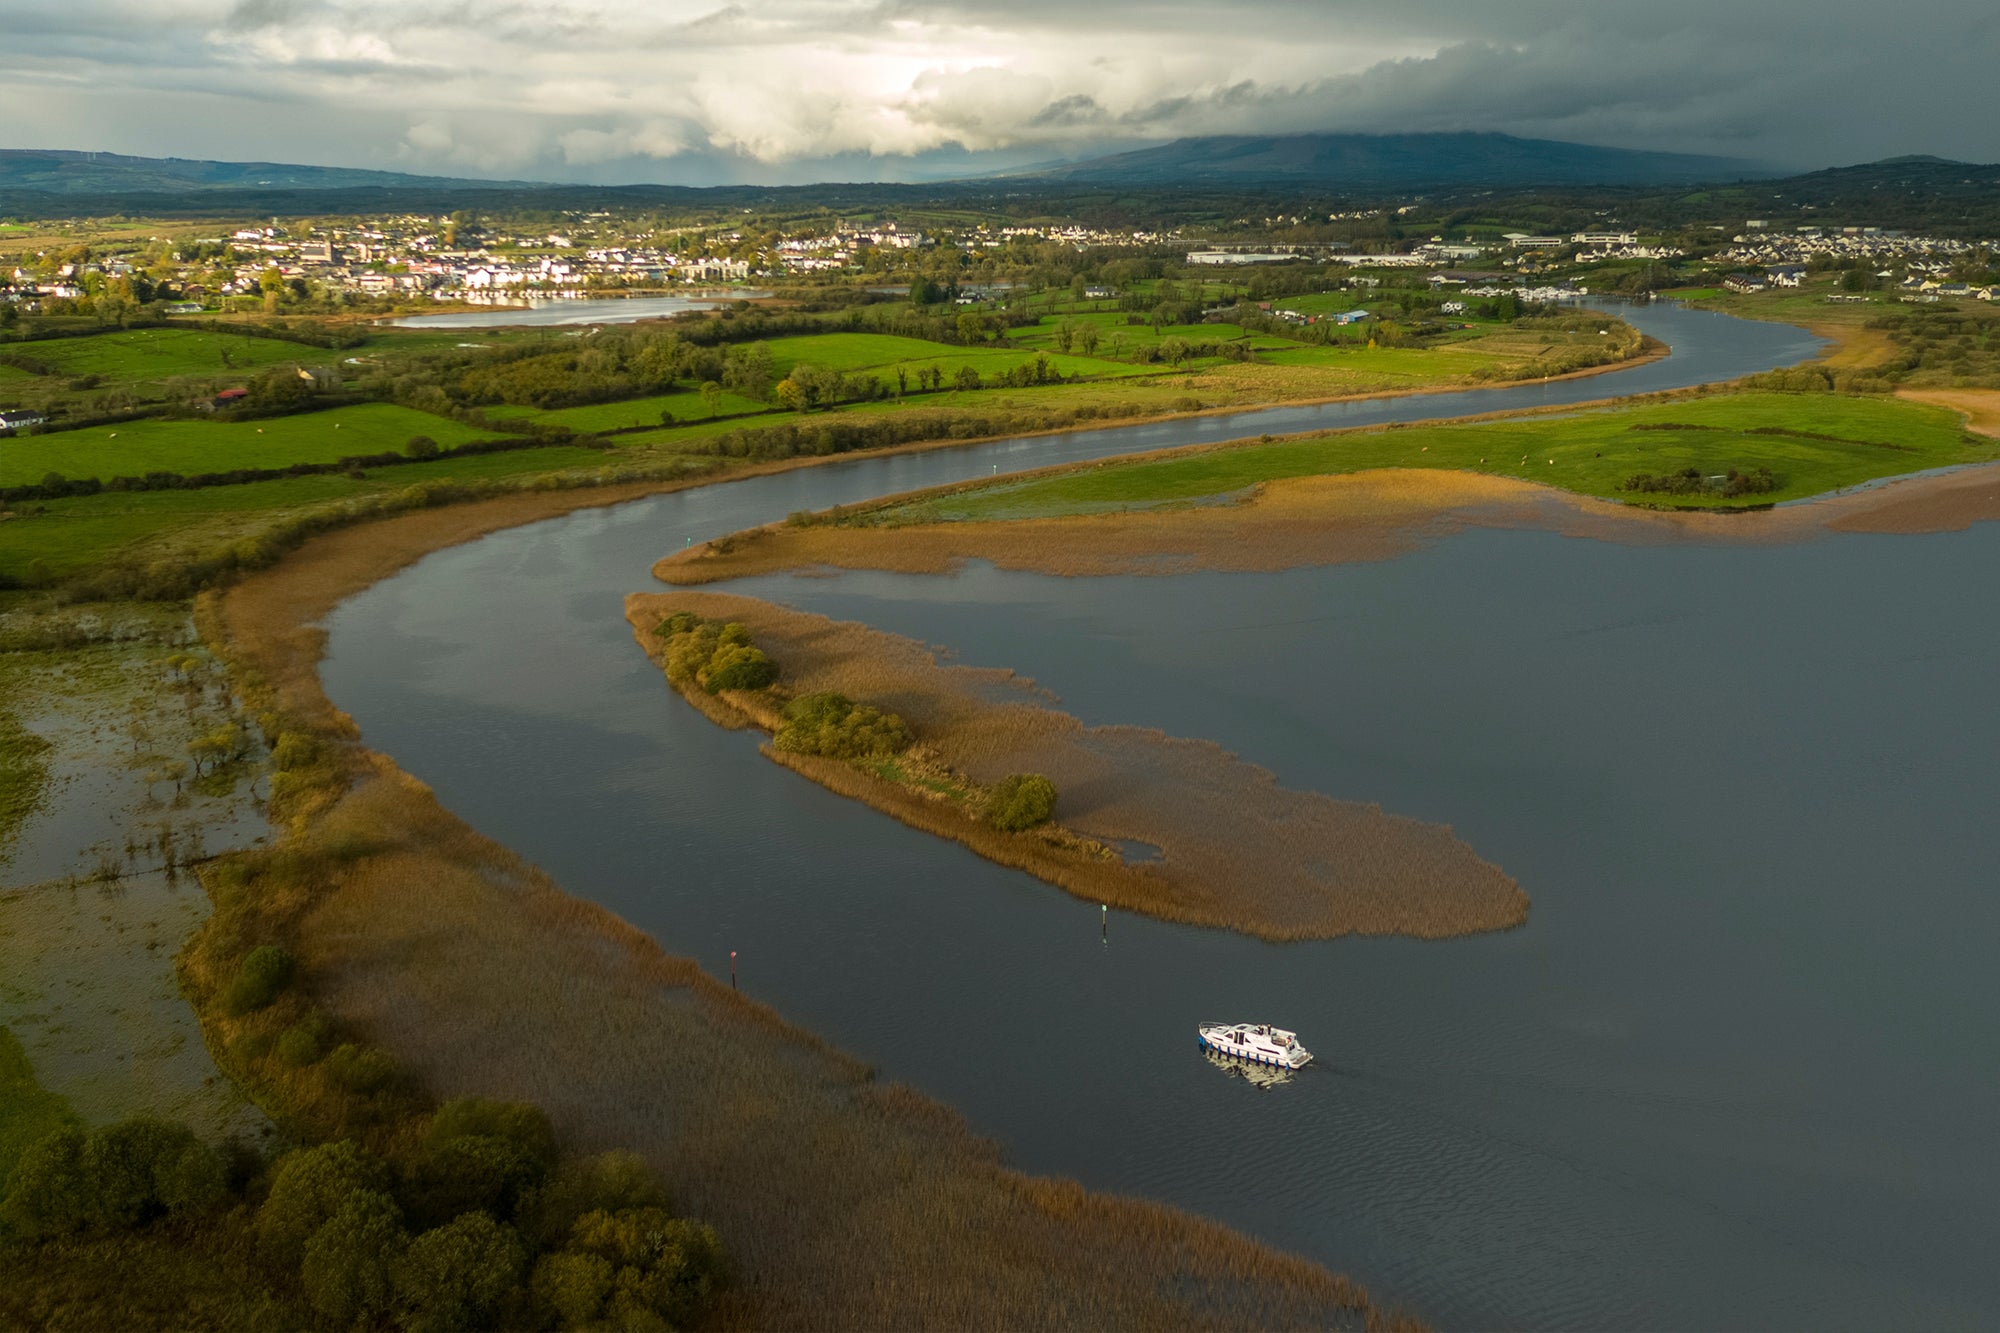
[625,592,1526,942]
[659,455,2000,593]
[190,488,1412,1329]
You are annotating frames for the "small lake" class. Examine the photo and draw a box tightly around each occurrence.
[314,302,2000,1328]
[383,293,765,329]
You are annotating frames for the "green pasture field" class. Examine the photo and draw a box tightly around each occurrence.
[1,403,492,486]
[0,443,614,579]
[15,328,310,384]
[486,386,771,433]
[763,332,1144,381]
[876,392,1994,522]
[1270,292,1367,315]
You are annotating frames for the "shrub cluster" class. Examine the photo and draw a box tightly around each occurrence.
[985,773,1058,831]
[0,1117,231,1240]
[1622,465,1779,497]
[656,612,778,694]
[0,1093,726,1331]
[772,691,913,760]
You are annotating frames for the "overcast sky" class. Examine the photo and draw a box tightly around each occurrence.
[2,0,1997,184]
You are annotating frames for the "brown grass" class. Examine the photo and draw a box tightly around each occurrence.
[1896,387,2000,440]
[629,594,1526,942]
[187,487,1414,1330]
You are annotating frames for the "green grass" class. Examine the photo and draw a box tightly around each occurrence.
[764,331,1145,382]
[0,1026,80,1189]
[0,444,614,579]
[2,403,493,486]
[1270,293,1366,315]
[883,392,1997,521]
[486,386,770,433]
[17,328,311,385]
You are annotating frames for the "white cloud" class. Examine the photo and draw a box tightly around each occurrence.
[0,0,1993,182]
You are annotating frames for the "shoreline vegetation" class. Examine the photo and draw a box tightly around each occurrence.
[655,395,2000,590]
[626,595,1527,942]
[171,502,1417,1330]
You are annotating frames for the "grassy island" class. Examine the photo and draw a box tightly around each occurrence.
[626,591,1528,943]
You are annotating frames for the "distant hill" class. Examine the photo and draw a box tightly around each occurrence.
[0,148,536,196]
[1020,132,1774,188]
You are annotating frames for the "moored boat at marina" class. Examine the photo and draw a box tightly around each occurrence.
[1197,1021,1313,1069]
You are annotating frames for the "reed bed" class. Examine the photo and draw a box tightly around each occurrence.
[628,591,1528,942]
[659,448,2000,592]
[188,504,1413,1329]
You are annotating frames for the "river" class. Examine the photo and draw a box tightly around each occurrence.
[318,304,1996,1328]
[383,292,765,329]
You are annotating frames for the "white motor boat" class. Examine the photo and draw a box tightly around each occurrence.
[1197,1020,1313,1069]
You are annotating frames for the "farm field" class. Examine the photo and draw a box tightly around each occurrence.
[763,330,1154,381]
[11,327,311,384]
[874,392,1995,521]
[0,443,616,579]
[1,403,491,486]
[486,385,771,433]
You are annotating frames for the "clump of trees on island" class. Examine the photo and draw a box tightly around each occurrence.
[653,613,1057,831]
[772,691,913,760]
[1622,465,1779,497]
[658,611,778,694]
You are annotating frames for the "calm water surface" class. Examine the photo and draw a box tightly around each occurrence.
[317,304,1999,1328]
[384,293,764,329]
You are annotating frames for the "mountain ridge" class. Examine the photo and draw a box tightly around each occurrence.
[1011,132,1778,187]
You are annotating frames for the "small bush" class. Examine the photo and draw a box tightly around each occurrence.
[987,774,1058,831]
[703,643,777,692]
[221,944,295,1016]
[405,434,440,459]
[324,1043,397,1095]
[425,1098,557,1170]
[276,1014,331,1067]
[772,692,912,760]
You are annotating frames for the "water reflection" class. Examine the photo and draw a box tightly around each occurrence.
[1201,1046,1300,1091]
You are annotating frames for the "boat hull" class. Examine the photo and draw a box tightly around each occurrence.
[1197,1028,1313,1070]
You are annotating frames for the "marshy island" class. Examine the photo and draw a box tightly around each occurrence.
[625,591,1528,941]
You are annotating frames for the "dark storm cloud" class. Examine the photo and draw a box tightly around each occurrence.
[0,0,1993,183]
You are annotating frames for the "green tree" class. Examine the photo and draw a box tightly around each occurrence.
[521,1151,666,1249]
[257,1139,393,1269]
[986,773,1057,831]
[406,434,440,459]
[300,1191,407,1325]
[397,1212,527,1331]
[222,944,295,1015]
[699,380,723,418]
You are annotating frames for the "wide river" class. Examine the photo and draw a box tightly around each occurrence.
[319,305,1998,1329]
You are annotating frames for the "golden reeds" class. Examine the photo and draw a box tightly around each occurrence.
[628,591,1528,943]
